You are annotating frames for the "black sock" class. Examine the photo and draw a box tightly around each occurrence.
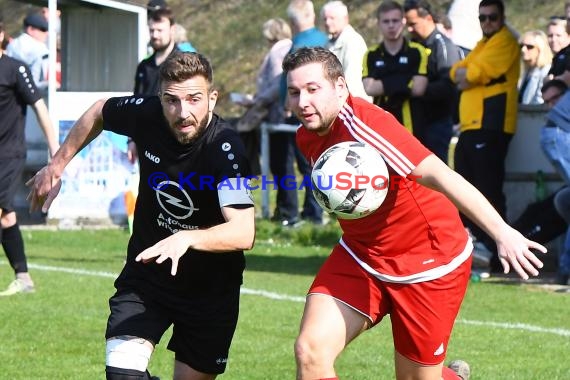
[2,224,27,273]
[105,366,153,379]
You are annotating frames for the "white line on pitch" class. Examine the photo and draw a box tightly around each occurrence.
[3,261,569,337]
[28,262,117,278]
[456,319,570,337]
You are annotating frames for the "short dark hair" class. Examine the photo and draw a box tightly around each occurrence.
[403,0,433,17]
[149,8,175,25]
[541,79,568,95]
[479,0,504,16]
[282,46,344,85]
[159,51,214,91]
[437,12,452,29]
[376,0,404,19]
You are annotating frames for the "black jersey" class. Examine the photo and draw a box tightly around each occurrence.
[102,96,253,296]
[133,47,180,96]
[549,45,570,77]
[0,54,41,159]
[363,39,428,135]
[422,30,462,123]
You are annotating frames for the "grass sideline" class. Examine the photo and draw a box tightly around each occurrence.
[0,226,568,379]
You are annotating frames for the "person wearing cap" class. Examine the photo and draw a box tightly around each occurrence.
[147,0,169,11]
[6,11,49,93]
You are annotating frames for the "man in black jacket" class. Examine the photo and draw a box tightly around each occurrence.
[404,0,463,164]
[130,7,180,163]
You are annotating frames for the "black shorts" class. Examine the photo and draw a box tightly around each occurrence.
[0,158,25,212]
[105,286,240,374]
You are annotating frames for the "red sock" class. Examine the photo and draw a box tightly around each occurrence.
[442,366,460,379]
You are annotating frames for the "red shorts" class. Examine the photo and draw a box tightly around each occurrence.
[309,244,471,365]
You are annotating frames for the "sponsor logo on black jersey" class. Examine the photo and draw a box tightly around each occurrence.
[145,150,161,164]
[155,180,199,219]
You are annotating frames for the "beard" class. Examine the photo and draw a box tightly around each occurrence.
[170,113,210,145]
[150,38,171,53]
[299,110,336,136]
[315,113,336,135]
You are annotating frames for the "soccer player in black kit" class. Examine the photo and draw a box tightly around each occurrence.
[0,21,58,296]
[27,52,256,380]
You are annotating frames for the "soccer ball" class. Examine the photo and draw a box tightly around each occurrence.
[311,141,389,220]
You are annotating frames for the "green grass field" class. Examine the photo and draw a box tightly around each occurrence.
[0,224,568,380]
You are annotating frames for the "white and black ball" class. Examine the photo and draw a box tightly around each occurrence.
[311,141,389,219]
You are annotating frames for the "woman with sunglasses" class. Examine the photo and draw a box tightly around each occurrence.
[518,30,552,105]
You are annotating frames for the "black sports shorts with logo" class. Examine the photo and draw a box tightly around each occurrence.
[105,285,240,374]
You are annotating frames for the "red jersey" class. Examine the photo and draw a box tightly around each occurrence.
[296,95,471,283]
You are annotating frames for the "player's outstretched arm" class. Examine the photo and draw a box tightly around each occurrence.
[26,99,107,213]
[413,154,547,280]
[136,206,255,276]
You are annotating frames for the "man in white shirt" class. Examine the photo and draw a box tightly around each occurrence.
[321,1,372,102]
[6,12,49,93]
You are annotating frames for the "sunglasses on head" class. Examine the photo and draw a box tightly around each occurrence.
[478,13,499,22]
[520,43,535,50]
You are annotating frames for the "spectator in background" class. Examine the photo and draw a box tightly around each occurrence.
[546,16,570,55]
[518,30,552,105]
[271,0,327,226]
[172,24,196,53]
[404,0,463,164]
[450,0,520,274]
[363,0,428,137]
[6,12,49,94]
[134,8,178,97]
[129,8,179,163]
[540,79,570,285]
[542,78,567,109]
[147,0,168,11]
[436,12,469,59]
[234,18,293,175]
[146,0,195,54]
[548,3,570,80]
[0,21,58,296]
[320,1,371,102]
[436,12,453,38]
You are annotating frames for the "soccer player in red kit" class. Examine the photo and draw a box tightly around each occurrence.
[284,46,546,380]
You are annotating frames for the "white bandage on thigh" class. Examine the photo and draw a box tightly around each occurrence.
[105,337,153,372]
